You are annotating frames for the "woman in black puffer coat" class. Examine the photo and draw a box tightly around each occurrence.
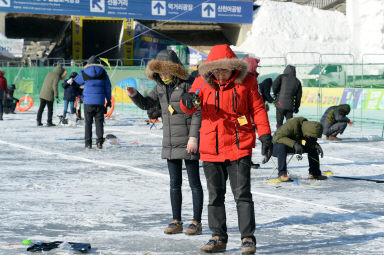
[126,49,203,236]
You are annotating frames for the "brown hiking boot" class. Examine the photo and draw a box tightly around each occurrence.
[326,134,342,141]
[185,221,202,235]
[308,174,328,180]
[201,236,227,253]
[278,174,292,182]
[164,220,183,234]
[241,238,256,255]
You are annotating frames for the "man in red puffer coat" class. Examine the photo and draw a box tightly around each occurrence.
[0,70,9,120]
[180,44,272,254]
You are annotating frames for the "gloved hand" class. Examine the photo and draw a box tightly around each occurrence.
[315,143,324,158]
[259,134,273,164]
[106,100,111,108]
[181,92,200,110]
[187,137,198,153]
[56,97,60,104]
[147,106,162,120]
[294,108,299,114]
[293,142,303,155]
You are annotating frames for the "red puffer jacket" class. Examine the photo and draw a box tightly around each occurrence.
[0,70,8,92]
[181,45,271,162]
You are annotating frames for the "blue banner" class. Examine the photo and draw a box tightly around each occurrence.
[0,0,253,24]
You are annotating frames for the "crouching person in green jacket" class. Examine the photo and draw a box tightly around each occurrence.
[272,117,327,182]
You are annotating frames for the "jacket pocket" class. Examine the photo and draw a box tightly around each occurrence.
[237,124,255,149]
[199,124,218,155]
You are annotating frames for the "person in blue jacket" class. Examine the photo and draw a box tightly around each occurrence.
[74,56,112,149]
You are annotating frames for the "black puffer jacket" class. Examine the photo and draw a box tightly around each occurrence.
[259,78,274,103]
[130,49,201,160]
[272,65,302,111]
[62,72,81,101]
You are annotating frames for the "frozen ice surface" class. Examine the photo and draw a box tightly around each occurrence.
[0,107,384,254]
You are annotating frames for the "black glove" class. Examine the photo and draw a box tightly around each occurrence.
[294,142,303,155]
[259,134,273,164]
[56,97,60,104]
[106,100,111,108]
[294,108,299,114]
[181,93,200,110]
[315,143,324,158]
[147,105,162,119]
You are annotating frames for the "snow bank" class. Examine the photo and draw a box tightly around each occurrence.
[234,0,384,64]
[347,0,384,63]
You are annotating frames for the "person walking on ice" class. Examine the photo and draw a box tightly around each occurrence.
[320,104,351,141]
[126,49,204,236]
[272,117,327,182]
[180,44,273,254]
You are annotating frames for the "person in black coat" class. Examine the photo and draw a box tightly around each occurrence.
[62,72,81,120]
[258,78,274,111]
[272,65,302,129]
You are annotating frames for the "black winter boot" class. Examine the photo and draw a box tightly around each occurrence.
[0,114,3,120]
[85,140,92,149]
[46,122,56,127]
[37,121,43,126]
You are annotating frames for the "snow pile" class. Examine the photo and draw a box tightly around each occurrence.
[234,0,384,64]
[234,0,351,63]
[347,0,384,63]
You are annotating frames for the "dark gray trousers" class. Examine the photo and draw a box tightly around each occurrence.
[276,108,293,129]
[203,155,255,243]
[323,122,348,137]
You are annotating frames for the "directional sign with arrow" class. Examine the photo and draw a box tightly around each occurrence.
[90,0,105,13]
[0,0,253,24]
[0,0,10,7]
[152,1,166,16]
[202,3,215,18]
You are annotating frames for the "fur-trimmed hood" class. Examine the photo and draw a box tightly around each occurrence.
[198,44,248,88]
[82,64,106,79]
[83,63,105,70]
[145,49,189,82]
